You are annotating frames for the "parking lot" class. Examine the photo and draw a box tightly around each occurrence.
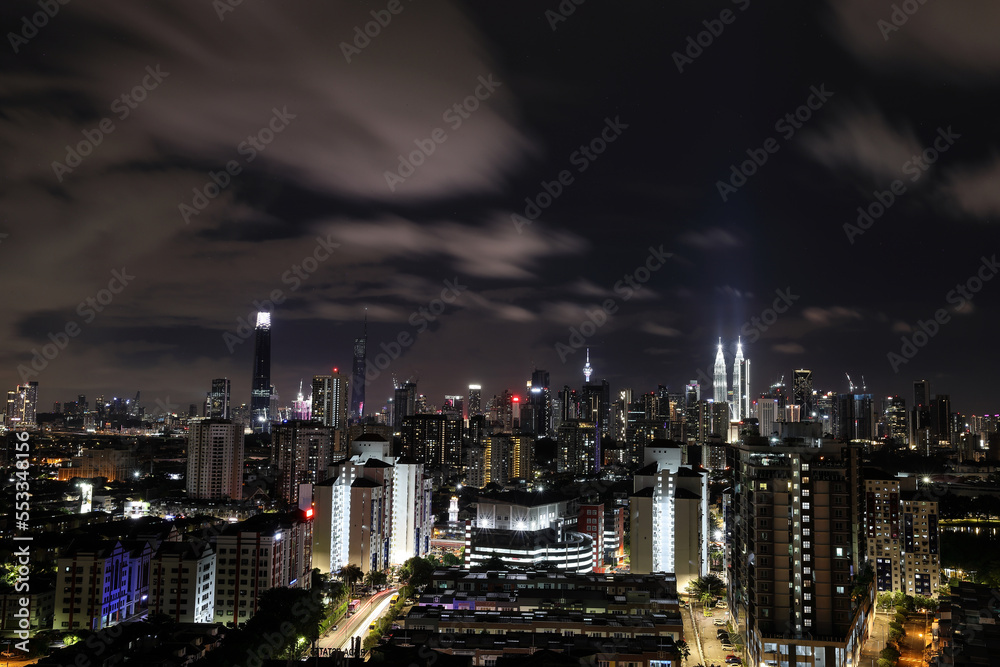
[685,599,742,667]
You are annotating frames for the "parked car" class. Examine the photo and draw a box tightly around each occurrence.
[714,617,727,626]
[369,623,376,630]
[726,658,742,665]
[721,643,736,651]
[716,599,728,608]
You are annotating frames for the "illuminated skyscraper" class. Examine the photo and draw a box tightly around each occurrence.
[885,395,908,445]
[5,382,38,427]
[528,369,551,436]
[792,368,813,418]
[467,385,482,417]
[250,312,272,433]
[713,339,727,409]
[392,381,417,432]
[350,311,367,421]
[583,349,593,383]
[208,378,231,420]
[733,338,749,422]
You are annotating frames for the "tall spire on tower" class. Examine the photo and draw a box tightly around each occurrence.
[713,338,727,406]
[583,348,593,383]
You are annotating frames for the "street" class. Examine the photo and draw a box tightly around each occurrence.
[683,599,738,666]
[316,587,398,654]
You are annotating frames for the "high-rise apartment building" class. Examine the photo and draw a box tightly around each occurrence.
[864,472,939,596]
[54,539,152,631]
[274,420,333,504]
[186,419,244,500]
[401,413,462,465]
[310,434,432,574]
[727,433,871,667]
[148,542,216,623]
[312,371,348,431]
[213,510,313,626]
[250,312,272,433]
[630,447,708,592]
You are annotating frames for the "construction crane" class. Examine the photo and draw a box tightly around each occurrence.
[846,373,854,392]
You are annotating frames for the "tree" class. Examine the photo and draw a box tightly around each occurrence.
[443,552,462,566]
[676,639,691,665]
[877,592,894,611]
[338,563,363,592]
[700,591,715,609]
[880,645,901,662]
[400,556,436,588]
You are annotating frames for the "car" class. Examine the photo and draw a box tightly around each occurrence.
[726,658,742,665]
[714,617,727,626]
[726,655,738,662]
[369,623,376,630]
[331,625,338,631]
[717,632,729,641]
[721,643,736,651]
[716,600,728,608]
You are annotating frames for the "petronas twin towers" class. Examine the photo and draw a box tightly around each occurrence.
[713,337,751,422]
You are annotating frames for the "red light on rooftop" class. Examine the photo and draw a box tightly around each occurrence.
[333,367,338,373]
[513,397,520,402]
[305,507,314,518]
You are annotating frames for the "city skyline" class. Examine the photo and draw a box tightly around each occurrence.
[2,2,1000,417]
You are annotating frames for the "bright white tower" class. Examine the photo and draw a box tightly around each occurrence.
[733,337,744,421]
[713,338,727,407]
[583,348,593,383]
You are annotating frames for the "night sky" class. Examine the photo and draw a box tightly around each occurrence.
[2,1,999,416]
